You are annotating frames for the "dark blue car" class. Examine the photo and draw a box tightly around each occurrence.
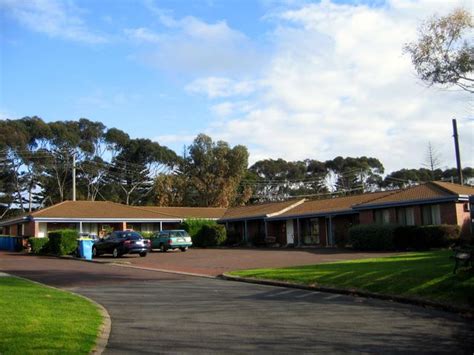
[93,231,150,258]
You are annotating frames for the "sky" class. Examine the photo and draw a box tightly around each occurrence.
[0,0,473,174]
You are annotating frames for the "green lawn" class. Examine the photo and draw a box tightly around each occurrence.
[0,277,103,354]
[229,250,474,309]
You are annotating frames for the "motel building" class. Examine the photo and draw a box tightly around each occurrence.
[0,181,472,244]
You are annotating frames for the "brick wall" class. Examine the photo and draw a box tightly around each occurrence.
[23,221,38,237]
[359,210,373,224]
[455,202,471,236]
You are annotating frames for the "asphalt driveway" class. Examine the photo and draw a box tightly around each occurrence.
[1,252,473,354]
[93,247,404,276]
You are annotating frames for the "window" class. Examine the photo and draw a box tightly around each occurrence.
[310,218,320,244]
[301,219,320,244]
[431,205,441,225]
[374,209,390,224]
[422,204,441,225]
[397,207,415,226]
[406,207,415,225]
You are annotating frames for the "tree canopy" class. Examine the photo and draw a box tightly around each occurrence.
[404,8,474,93]
[0,116,472,217]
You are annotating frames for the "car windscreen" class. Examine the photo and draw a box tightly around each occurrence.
[124,232,143,240]
[169,231,187,237]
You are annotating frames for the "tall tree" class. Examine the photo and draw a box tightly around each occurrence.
[404,8,474,93]
[248,158,328,201]
[155,134,249,207]
[422,142,442,179]
[325,156,384,193]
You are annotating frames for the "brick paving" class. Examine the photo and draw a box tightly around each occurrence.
[94,247,403,276]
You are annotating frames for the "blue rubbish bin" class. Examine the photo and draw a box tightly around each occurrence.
[78,239,94,260]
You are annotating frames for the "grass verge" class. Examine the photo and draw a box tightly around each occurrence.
[229,250,474,309]
[0,276,103,354]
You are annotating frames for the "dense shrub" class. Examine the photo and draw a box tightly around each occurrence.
[192,224,227,247]
[418,225,461,249]
[182,219,218,239]
[352,224,462,251]
[349,224,397,251]
[48,229,79,255]
[140,232,155,239]
[29,237,50,254]
[393,226,419,250]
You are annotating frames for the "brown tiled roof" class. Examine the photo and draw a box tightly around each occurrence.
[221,199,305,221]
[274,190,394,218]
[355,182,464,208]
[135,206,226,219]
[431,181,474,196]
[31,201,180,219]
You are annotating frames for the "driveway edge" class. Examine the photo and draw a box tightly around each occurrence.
[5,273,111,355]
[220,273,474,319]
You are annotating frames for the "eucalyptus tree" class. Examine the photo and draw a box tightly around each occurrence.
[325,156,384,193]
[248,158,328,201]
[404,8,473,93]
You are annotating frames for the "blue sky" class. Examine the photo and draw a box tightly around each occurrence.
[1,0,472,172]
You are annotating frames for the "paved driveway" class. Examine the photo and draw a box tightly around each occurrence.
[1,252,473,354]
[94,247,403,276]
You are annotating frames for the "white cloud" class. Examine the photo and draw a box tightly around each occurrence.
[75,90,141,110]
[154,134,197,145]
[127,2,264,76]
[210,101,255,117]
[124,27,162,43]
[185,77,260,98]
[0,0,107,44]
[196,0,473,171]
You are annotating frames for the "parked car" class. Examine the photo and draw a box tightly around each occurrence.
[151,230,192,252]
[93,231,150,258]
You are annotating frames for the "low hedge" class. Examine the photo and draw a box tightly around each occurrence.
[349,224,397,251]
[29,237,50,254]
[419,225,461,249]
[350,224,462,251]
[192,224,227,247]
[47,229,79,255]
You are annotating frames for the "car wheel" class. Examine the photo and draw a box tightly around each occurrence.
[112,247,120,258]
[139,252,147,257]
[180,247,187,252]
[160,244,167,252]
[92,247,97,257]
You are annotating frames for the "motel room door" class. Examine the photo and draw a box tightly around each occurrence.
[286,219,294,244]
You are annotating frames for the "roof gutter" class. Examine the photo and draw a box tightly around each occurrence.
[218,216,267,223]
[353,195,462,211]
[30,217,183,223]
[0,216,31,226]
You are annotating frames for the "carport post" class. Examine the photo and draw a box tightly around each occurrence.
[79,221,83,234]
[244,220,248,243]
[159,222,163,231]
[327,215,333,246]
[296,218,301,247]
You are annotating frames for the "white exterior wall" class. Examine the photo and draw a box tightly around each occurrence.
[38,223,48,238]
